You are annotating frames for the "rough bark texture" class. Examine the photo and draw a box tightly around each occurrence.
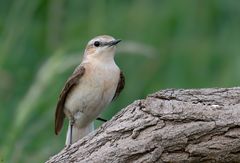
[46,88,240,163]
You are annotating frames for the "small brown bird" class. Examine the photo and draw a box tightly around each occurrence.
[55,35,125,145]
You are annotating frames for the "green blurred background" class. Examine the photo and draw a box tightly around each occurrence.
[1,0,240,162]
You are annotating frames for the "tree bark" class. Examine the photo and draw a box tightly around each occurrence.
[46,88,240,163]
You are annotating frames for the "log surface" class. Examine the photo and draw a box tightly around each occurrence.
[46,88,240,163]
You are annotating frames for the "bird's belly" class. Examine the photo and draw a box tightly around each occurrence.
[64,76,117,127]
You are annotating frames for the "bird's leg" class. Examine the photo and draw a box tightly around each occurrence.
[96,117,107,122]
[69,118,75,145]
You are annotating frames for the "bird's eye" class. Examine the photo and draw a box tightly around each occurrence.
[94,41,100,47]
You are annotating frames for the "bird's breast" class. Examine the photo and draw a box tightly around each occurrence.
[64,62,120,125]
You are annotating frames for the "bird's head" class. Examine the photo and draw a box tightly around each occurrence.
[83,35,121,61]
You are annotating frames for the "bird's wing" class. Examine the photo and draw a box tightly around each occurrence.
[55,66,85,135]
[112,71,125,101]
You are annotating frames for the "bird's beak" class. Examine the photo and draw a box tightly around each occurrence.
[107,39,121,47]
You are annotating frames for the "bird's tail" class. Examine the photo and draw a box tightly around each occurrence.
[65,122,94,146]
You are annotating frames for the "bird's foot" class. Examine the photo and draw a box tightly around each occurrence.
[96,117,107,122]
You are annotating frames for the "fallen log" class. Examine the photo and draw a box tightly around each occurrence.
[46,88,240,163]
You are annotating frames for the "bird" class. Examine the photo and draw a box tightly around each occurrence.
[54,35,125,146]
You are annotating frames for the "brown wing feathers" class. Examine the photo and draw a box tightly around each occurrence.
[112,71,125,101]
[55,66,85,135]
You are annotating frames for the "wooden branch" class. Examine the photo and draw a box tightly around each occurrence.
[46,88,240,162]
